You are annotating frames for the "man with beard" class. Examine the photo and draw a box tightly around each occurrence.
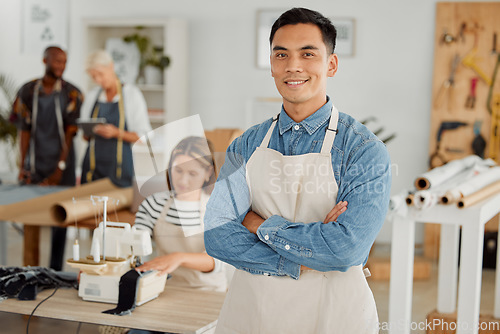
[10,46,83,271]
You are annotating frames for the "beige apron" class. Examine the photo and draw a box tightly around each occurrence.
[153,193,226,292]
[215,108,379,334]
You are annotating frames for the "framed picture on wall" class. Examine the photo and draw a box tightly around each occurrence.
[21,0,69,55]
[330,18,355,57]
[256,9,285,69]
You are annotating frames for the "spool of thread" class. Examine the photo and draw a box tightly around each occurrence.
[73,240,80,261]
[115,240,120,259]
[91,238,100,263]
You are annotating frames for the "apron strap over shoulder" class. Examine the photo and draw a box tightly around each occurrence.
[259,114,279,148]
[320,107,339,154]
[30,79,66,174]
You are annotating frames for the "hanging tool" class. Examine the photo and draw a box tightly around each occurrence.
[360,116,376,125]
[487,54,500,114]
[434,54,460,110]
[462,48,492,86]
[381,133,396,144]
[458,23,466,43]
[440,28,456,45]
[445,148,465,154]
[465,77,479,109]
[489,95,500,163]
[492,32,497,55]
[429,121,468,168]
[472,120,486,158]
[373,127,384,136]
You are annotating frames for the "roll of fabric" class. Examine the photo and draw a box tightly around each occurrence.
[414,155,490,190]
[0,178,122,227]
[51,188,132,224]
[388,191,409,217]
[413,167,480,209]
[413,190,441,210]
[406,193,415,206]
[443,167,500,204]
[458,180,500,208]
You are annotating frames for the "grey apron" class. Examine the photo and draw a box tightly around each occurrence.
[81,99,133,187]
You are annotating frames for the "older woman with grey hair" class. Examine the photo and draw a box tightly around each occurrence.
[80,50,151,187]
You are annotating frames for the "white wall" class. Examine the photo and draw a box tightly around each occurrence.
[0,0,454,243]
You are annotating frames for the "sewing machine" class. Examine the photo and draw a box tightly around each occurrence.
[67,221,168,305]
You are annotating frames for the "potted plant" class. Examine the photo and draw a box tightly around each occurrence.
[144,46,171,85]
[123,28,171,85]
[123,26,150,81]
[0,74,18,175]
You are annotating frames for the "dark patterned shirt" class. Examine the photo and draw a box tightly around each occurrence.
[10,78,83,131]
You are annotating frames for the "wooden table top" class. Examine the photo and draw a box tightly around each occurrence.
[0,286,226,333]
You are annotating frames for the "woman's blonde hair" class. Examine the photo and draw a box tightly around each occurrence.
[166,136,216,194]
[85,50,114,71]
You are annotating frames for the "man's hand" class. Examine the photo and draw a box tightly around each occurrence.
[18,169,31,184]
[242,211,265,234]
[135,253,185,276]
[300,203,347,272]
[323,201,347,224]
[41,168,63,186]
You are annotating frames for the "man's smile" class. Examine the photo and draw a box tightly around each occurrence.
[285,79,309,87]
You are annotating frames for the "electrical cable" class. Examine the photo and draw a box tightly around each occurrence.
[26,286,59,334]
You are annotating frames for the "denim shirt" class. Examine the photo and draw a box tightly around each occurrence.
[204,97,391,280]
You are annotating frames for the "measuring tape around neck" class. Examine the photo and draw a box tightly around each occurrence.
[86,80,126,183]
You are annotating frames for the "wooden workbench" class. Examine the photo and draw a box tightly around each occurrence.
[0,286,225,333]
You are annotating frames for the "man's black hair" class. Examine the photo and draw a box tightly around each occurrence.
[269,7,337,54]
[43,46,64,60]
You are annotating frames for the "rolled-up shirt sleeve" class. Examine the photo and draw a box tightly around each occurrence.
[256,139,391,272]
[204,135,301,279]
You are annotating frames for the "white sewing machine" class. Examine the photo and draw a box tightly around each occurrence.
[67,221,167,305]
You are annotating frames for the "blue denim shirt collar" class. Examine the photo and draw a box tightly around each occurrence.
[278,96,333,136]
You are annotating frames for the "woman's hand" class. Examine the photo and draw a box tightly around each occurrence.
[136,253,185,276]
[322,201,348,224]
[93,124,120,139]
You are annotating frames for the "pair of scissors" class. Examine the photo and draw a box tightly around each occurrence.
[434,54,461,110]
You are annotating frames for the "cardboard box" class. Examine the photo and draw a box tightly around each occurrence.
[205,128,244,174]
[366,256,431,280]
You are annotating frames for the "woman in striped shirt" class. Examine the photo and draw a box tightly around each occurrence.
[134,136,227,293]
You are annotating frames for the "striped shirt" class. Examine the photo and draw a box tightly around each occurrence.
[134,192,201,236]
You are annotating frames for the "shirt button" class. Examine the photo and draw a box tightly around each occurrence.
[294,125,300,131]
[285,244,290,250]
[264,235,269,241]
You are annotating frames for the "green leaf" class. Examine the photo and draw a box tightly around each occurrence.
[0,73,18,144]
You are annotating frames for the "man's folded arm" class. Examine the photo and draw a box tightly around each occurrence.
[255,140,392,272]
